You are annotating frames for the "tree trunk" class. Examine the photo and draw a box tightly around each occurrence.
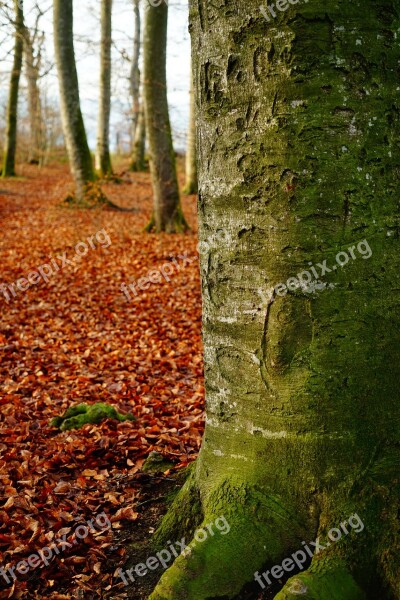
[24,28,44,166]
[149,1,400,598]
[2,0,24,178]
[183,67,197,195]
[130,99,146,172]
[130,0,146,172]
[130,0,140,147]
[143,2,188,233]
[95,0,113,176]
[53,0,95,202]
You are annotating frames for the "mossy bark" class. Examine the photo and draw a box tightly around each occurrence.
[95,0,113,177]
[183,66,198,195]
[143,2,188,233]
[2,0,24,178]
[149,0,400,598]
[53,0,96,202]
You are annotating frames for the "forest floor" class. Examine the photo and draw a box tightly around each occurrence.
[0,163,205,599]
[0,163,275,600]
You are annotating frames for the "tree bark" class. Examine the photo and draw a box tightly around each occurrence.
[95,0,113,176]
[23,27,44,166]
[130,0,146,172]
[130,99,146,172]
[53,0,95,202]
[2,0,24,178]
[149,0,400,598]
[143,2,188,233]
[183,66,197,194]
[130,0,140,147]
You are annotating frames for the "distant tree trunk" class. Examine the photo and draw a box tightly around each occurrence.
[183,67,197,194]
[143,2,188,233]
[2,0,24,178]
[95,0,113,176]
[24,28,44,165]
[130,0,140,145]
[53,0,95,202]
[131,99,146,172]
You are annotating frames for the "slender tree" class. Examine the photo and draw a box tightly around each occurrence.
[130,0,140,144]
[183,67,197,194]
[143,1,188,232]
[95,0,113,176]
[130,0,146,172]
[131,98,146,172]
[53,0,95,202]
[149,1,400,599]
[2,0,24,178]
[23,24,44,165]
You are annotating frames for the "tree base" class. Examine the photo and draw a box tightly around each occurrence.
[145,207,190,233]
[62,183,136,212]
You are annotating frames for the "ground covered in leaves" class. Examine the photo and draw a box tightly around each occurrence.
[0,164,204,599]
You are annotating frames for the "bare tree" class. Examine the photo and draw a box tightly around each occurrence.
[23,4,47,166]
[53,0,95,202]
[143,1,188,232]
[2,0,24,177]
[130,0,146,172]
[95,0,113,176]
[130,0,140,142]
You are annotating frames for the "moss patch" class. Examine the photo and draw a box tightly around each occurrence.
[51,402,136,431]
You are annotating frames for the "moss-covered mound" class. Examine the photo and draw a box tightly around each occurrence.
[51,402,136,431]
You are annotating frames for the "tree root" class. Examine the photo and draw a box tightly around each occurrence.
[273,562,366,600]
[148,477,308,600]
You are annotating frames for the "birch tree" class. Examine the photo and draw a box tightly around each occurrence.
[95,0,113,176]
[53,0,95,202]
[149,1,400,598]
[2,0,24,178]
[143,1,187,232]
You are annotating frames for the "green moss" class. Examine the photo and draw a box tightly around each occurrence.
[51,402,135,431]
[142,451,175,473]
[274,563,366,600]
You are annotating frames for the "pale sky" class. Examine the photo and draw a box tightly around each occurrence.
[0,0,191,151]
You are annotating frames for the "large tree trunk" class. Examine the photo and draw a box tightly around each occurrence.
[143,2,188,233]
[149,1,400,598]
[2,0,24,178]
[183,66,197,195]
[53,0,95,202]
[95,0,113,176]
[24,28,44,166]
